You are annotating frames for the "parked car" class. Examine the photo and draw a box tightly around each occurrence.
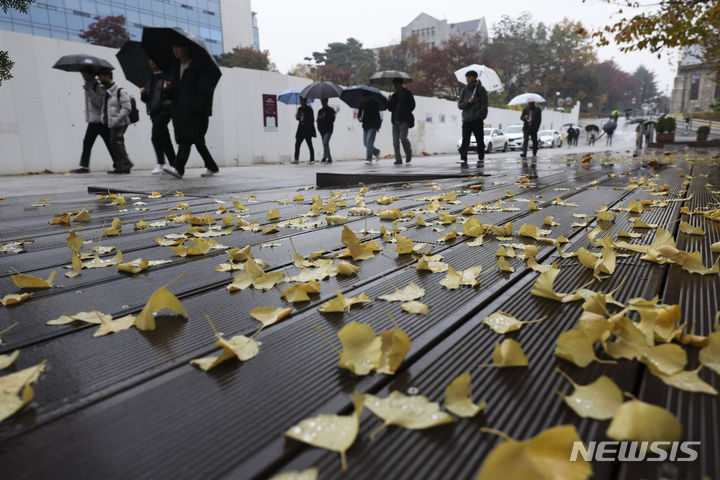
[456,128,509,153]
[538,129,562,148]
[504,125,524,150]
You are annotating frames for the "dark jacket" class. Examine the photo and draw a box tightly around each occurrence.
[521,106,542,132]
[295,105,316,138]
[387,87,416,126]
[603,121,617,134]
[316,106,335,135]
[457,81,488,123]
[141,71,172,117]
[358,100,381,131]
[165,60,214,144]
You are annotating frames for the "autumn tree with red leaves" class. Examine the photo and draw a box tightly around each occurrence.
[79,15,130,48]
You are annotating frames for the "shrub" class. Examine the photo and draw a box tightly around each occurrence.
[655,116,676,134]
[696,125,710,135]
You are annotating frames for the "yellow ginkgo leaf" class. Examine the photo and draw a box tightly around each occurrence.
[378,282,425,302]
[555,329,615,368]
[135,277,188,331]
[71,208,92,222]
[444,372,486,418]
[416,215,427,227]
[0,293,32,306]
[282,281,321,303]
[678,221,704,235]
[250,306,292,327]
[336,261,359,276]
[699,331,720,375]
[543,216,560,226]
[104,217,122,236]
[395,234,415,254]
[617,230,643,239]
[377,328,411,375]
[711,241,720,253]
[680,251,719,275]
[438,212,458,224]
[171,238,211,257]
[529,268,574,302]
[632,218,658,229]
[93,314,137,338]
[285,391,364,472]
[11,270,57,289]
[50,213,70,225]
[556,370,623,420]
[640,344,687,376]
[269,468,318,480]
[652,367,718,395]
[326,215,347,225]
[47,310,111,326]
[365,391,453,440]
[497,256,514,273]
[378,208,403,220]
[341,226,374,261]
[417,255,449,273]
[191,317,259,371]
[440,265,483,289]
[476,425,592,480]
[479,338,529,367]
[331,322,381,375]
[482,311,547,334]
[117,258,150,274]
[66,230,83,253]
[606,399,682,442]
[0,360,47,423]
[82,251,123,269]
[318,291,372,314]
[402,301,429,315]
[0,350,20,369]
[267,208,280,220]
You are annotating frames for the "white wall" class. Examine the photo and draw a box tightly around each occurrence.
[0,30,579,174]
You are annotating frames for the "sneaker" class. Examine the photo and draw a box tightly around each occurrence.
[364,160,373,165]
[70,167,89,174]
[163,165,183,179]
[152,164,164,174]
[405,158,412,163]
[309,159,314,163]
[291,160,299,164]
[201,169,219,177]
[374,150,380,161]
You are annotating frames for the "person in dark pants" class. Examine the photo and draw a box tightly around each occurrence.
[293,96,316,163]
[316,99,335,163]
[457,70,488,168]
[162,43,218,178]
[358,92,381,164]
[97,69,133,174]
[387,78,415,164]
[71,67,113,173]
[520,101,542,158]
[140,59,175,174]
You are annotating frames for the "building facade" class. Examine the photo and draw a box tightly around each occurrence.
[670,47,719,113]
[401,12,488,49]
[0,0,258,57]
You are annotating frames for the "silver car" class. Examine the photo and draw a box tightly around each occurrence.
[538,130,563,148]
[504,125,524,150]
[456,128,509,153]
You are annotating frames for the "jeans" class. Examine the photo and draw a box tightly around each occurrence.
[392,121,411,163]
[363,128,380,161]
[80,122,112,168]
[606,133,613,146]
[294,135,314,161]
[459,120,484,161]
[522,128,538,156]
[151,115,175,165]
[109,126,133,171]
[320,132,332,161]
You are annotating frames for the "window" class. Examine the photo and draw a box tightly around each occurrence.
[689,74,700,100]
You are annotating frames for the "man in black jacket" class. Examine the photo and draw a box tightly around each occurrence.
[162,42,219,178]
[457,70,488,168]
[140,59,175,174]
[358,92,381,164]
[387,78,415,164]
[316,99,335,163]
[520,101,542,158]
[293,96,316,163]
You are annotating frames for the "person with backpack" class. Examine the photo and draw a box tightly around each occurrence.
[140,59,175,174]
[70,67,114,173]
[457,70,488,168]
[97,68,134,174]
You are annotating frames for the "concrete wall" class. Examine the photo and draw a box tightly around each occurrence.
[0,30,579,174]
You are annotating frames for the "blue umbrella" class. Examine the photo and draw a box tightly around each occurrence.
[340,85,388,110]
[278,88,314,105]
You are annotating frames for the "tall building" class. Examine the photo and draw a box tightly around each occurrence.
[0,0,258,57]
[401,13,489,49]
[670,46,719,113]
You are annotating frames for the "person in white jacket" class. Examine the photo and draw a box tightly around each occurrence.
[98,69,133,174]
[70,67,114,173]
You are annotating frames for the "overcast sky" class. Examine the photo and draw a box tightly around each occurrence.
[253,0,678,94]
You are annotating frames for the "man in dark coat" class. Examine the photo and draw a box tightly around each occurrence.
[520,101,542,157]
[457,70,488,168]
[293,96,315,163]
[358,92,382,164]
[162,43,218,178]
[387,78,416,165]
[140,59,175,174]
[316,98,335,163]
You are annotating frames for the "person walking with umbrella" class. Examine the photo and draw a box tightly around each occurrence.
[457,70,489,168]
[316,99,335,163]
[70,67,114,173]
[387,78,416,165]
[358,92,382,164]
[603,119,617,146]
[140,59,175,173]
[162,41,219,178]
[293,96,316,163]
[97,68,134,174]
[520,101,542,158]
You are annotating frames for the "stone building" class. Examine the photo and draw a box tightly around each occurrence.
[670,46,719,113]
[400,12,489,49]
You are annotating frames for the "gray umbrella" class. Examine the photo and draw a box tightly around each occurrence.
[368,70,412,88]
[300,81,343,100]
[52,54,114,73]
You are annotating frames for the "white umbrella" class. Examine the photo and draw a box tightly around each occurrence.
[508,93,546,106]
[454,64,503,93]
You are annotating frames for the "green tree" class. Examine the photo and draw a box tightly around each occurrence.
[78,15,130,48]
[0,0,36,85]
[308,38,376,84]
[633,65,658,103]
[219,46,274,71]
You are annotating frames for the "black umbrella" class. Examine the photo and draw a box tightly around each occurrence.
[116,40,152,88]
[300,81,343,100]
[585,124,599,132]
[369,70,413,89]
[141,27,221,87]
[52,54,114,73]
[340,85,388,110]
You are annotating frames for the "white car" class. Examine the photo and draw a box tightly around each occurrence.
[504,125,524,150]
[456,128,509,153]
[538,130,563,148]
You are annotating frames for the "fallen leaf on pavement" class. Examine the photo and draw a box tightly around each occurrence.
[444,372,486,418]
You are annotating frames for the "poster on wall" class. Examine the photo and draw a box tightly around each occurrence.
[426,114,433,123]
[263,94,278,132]
[439,114,446,123]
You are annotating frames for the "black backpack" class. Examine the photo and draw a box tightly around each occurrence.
[117,87,140,124]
